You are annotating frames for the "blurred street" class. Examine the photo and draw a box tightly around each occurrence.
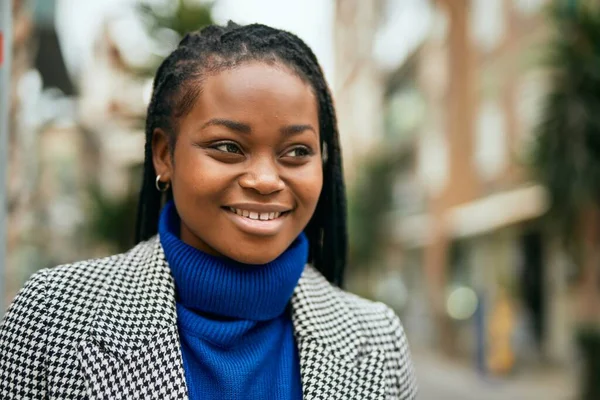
[414,352,576,400]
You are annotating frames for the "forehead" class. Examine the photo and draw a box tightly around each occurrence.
[186,62,318,125]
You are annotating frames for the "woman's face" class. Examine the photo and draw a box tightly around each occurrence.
[153,62,322,264]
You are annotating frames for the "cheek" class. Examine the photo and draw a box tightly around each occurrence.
[171,145,232,198]
[287,162,323,210]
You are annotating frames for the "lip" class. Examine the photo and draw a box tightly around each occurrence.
[225,203,292,213]
[223,207,290,236]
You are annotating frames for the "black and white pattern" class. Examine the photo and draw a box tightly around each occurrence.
[0,237,417,399]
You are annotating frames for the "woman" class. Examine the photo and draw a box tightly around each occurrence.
[0,22,417,399]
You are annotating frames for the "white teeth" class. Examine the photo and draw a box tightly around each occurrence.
[229,208,284,220]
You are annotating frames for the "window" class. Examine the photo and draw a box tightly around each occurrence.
[513,0,546,17]
[418,123,449,196]
[474,100,507,180]
[470,0,506,52]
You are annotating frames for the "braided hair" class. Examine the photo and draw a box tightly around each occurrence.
[135,22,347,286]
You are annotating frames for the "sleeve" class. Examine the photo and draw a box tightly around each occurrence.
[384,306,418,400]
[0,269,49,399]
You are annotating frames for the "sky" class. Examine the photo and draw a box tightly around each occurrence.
[55,0,335,82]
[55,0,430,86]
[212,0,335,82]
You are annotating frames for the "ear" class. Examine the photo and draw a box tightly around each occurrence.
[152,128,173,181]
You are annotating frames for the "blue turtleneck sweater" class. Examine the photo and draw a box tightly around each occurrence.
[158,202,305,400]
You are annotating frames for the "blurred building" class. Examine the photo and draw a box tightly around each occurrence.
[385,0,574,371]
[78,22,148,198]
[5,0,140,303]
[6,0,36,305]
[333,0,385,182]
[6,0,89,303]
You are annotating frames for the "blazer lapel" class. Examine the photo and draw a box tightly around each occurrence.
[77,240,386,399]
[291,266,386,400]
[78,237,188,399]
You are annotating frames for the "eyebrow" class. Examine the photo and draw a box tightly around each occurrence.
[201,118,251,134]
[201,118,317,137]
[280,124,317,136]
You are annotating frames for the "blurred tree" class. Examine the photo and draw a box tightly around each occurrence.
[135,0,214,76]
[347,144,412,296]
[348,155,395,271]
[530,1,600,398]
[87,183,139,253]
[86,0,213,253]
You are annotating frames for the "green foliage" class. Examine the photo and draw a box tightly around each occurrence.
[134,0,214,75]
[529,0,600,246]
[348,147,410,269]
[138,0,214,38]
[86,183,139,253]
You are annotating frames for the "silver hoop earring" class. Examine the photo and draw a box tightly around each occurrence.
[155,175,170,192]
[322,142,328,164]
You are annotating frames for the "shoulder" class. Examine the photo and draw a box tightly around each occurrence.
[294,265,418,398]
[0,239,160,397]
[17,251,126,305]
[337,288,418,398]
[2,254,115,318]
[298,265,408,345]
[27,237,157,295]
[49,236,157,280]
[1,238,158,332]
[337,286,412,354]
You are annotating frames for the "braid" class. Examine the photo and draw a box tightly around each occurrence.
[135,22,347,286]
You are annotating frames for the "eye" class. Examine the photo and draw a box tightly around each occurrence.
[213,142,243,154]
[283,146,313,158]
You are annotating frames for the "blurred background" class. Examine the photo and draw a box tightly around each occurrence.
[2,0,600,398]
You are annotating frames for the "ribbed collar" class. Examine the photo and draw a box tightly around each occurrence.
[158,201,308,321]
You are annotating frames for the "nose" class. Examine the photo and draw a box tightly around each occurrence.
[238,157,285,195]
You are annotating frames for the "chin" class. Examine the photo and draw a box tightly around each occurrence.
[225,246,285,265]
[217,232,298,265]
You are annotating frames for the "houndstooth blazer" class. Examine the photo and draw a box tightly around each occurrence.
[0,236,417,399]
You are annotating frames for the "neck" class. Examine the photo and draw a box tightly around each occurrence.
[158,201,308,321]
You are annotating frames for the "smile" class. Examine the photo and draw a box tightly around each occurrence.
[224,205,291,236]
[228,207,283,221]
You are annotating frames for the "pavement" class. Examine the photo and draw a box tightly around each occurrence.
[413,352,577,400]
